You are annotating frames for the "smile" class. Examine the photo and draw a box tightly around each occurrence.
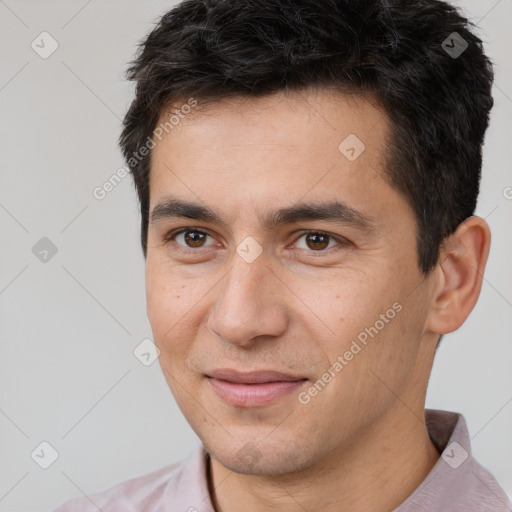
[206,371,308,407]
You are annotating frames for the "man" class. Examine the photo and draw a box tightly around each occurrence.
[54,0,511,510]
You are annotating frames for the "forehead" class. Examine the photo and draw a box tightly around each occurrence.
[152,89,387,175]
[155,89,387,153]
[147,89,408,228]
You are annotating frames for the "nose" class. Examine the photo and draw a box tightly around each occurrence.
[207,252,288,348]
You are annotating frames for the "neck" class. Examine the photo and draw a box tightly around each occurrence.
[208,405,440,512]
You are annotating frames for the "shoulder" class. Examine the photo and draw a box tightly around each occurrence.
[397,409,512,511]
[463,457,512,511]
[52,454,192,512]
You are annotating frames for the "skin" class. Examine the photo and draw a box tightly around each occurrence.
[145,88,491,512]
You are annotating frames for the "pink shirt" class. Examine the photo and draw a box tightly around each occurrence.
[53,409,511,511]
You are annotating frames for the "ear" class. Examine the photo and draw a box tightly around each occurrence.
[426,216,491,335]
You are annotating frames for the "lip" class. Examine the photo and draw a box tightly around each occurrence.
[207,368,306,384]
[206,369,307,407]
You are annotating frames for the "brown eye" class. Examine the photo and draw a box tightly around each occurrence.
[183,230,207,247]
[293,231,343,252]
[305,232,330,250]
[167,229,215,250]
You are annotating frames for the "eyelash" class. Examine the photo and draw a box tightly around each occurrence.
[163,228,348,255]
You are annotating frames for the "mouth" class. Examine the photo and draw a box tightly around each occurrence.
[206,369,308,407]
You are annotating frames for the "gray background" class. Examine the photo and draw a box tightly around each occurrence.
[0,1,510,510]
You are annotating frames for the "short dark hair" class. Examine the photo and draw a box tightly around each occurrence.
[119,0,494,274]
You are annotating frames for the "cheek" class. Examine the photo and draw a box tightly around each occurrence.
[298,281,417,428]
[289,269,395,350]
[145,263,198,355]
[291,267,418,406]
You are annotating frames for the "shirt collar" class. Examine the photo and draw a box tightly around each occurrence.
[169,409,509,512]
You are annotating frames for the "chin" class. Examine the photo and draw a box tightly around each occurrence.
[207,437,318,476]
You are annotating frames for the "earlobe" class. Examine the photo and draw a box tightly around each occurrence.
[426,216,491,335]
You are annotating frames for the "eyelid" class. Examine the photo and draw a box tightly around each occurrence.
[164,227,218,252]
[164,226,209,241]
[290,230,349,251]
[165,227,350,253]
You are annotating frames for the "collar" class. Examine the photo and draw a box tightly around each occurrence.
[168,409,510,512]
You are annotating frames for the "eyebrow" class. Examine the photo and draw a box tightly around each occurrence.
[150,196,376,232]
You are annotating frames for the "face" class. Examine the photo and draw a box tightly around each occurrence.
[145,89,438,476]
